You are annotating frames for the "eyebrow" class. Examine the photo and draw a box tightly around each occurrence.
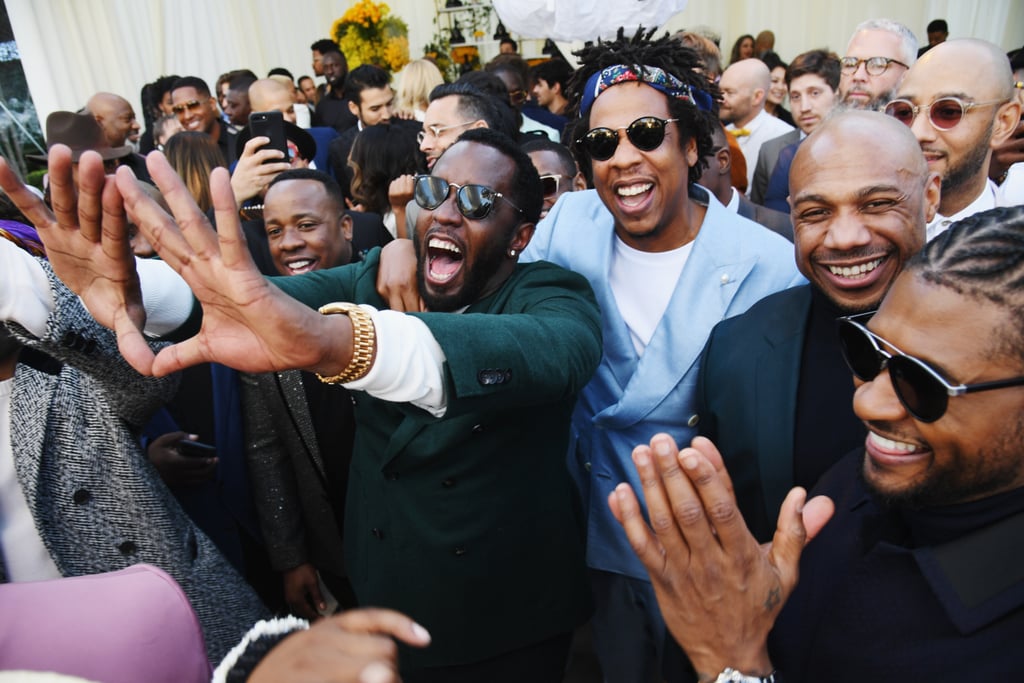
[792,184,904,206]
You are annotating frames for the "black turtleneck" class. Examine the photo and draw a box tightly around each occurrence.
[792,287,866,491]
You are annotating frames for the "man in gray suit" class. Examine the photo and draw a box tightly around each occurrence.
[750,49,840,205]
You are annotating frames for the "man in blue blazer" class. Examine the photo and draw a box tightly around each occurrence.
[522,31,803,681]
[695,110,938,543]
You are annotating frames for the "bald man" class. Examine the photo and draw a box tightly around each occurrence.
[85,92,149,181]
[249,78,298,124]
[719,58,794,194]
[887,38,1022,240]
[694,110,937,543]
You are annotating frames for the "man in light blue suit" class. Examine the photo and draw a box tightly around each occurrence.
[521,30,803,683]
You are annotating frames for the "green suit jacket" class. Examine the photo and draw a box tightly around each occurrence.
[273,250,601,668]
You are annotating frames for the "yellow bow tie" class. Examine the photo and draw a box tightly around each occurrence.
[732,128,751,137]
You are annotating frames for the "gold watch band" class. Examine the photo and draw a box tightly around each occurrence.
[315,302,377,384]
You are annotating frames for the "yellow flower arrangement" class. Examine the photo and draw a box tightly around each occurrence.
[331,0,410,73]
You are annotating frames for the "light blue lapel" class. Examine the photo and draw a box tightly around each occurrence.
[595,194,761,429]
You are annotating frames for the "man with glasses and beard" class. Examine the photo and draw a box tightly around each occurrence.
[884,39,1022,241]
[521,28,803,682]
[838,18,917,111]
[4,128,599,683]
[612,205,1024,681]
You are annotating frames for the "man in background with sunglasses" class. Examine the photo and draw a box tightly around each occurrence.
[613,205,1024,681]
[524,29,802,682]
[885,39,1022,242]
[3,128,600,682]
[838,18,917,111]
[170,76,234,164]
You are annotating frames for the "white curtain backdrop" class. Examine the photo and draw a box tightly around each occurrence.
[7,0,1023,137]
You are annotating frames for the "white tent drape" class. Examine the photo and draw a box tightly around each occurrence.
[6,0,1022,133]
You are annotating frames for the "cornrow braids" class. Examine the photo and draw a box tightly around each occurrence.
[566,27,719,185]
[910,205,1024,360]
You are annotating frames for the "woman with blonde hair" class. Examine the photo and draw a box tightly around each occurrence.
[162,131,228,213]
[395,59,445,121]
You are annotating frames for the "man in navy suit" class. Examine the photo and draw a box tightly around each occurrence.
[695,109,939,542]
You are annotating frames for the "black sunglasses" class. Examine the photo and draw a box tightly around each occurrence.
[577,116,679,161]
[413,175,522,220]
[838,313,1024,422]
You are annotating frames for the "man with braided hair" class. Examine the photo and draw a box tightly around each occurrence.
[613,205,1024,681]
[519,28,803,681]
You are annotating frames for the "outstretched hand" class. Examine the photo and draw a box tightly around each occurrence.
[0,146,147,361]
[112,150,353,377]
[609,434,834,679]
[248,608,431,683]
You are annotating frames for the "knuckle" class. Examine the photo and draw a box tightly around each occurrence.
[673,501,706,527]
[706,500,738,525]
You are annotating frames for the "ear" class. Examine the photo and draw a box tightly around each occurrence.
[348,100,360,118]
[572,171,587,192]
[509,221,536,254]
[340,212,354,242]
[684,136,699,170]
[922,171,941,224]
[990,99,1022,148]
[752,87,766,107]
[469,119,488,131]
[714,146,731,175]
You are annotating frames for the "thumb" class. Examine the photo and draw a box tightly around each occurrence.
[767,487,832,590]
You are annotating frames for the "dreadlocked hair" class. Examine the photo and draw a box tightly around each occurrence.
[565,26,720,186]
[910,205,1024,363]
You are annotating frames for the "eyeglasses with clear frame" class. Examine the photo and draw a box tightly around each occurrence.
[883,97,1006,131]
[416,120,478,145]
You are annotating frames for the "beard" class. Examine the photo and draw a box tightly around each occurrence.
[416,232,511,312]
[861,414,1024,510]
[940,121,993,199]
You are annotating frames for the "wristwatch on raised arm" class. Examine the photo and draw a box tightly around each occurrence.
[714,668,777,683]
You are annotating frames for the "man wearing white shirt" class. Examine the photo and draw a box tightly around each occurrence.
[719,58,794,195]
[885,39,1021,241]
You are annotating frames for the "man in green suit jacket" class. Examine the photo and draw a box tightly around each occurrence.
[7,129,601,682]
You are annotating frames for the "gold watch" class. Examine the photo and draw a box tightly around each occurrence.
[315,302,377,384]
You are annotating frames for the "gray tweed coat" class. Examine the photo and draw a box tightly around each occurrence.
[2,264,269,663]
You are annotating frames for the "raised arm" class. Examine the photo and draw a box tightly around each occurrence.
[609,434,833,681]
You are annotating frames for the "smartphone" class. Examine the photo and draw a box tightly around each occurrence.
[177,439,217,458]
[248,110,289,163]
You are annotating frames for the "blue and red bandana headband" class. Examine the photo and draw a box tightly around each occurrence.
[0,220,46,258]
[579,64,714,116]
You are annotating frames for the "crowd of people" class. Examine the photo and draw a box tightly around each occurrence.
[0,14,1023,683]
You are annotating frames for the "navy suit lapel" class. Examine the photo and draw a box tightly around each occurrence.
[755,287,812,519]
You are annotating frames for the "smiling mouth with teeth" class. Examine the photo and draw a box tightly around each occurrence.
[827,257,883,279]
[427,236,464,283]
[868,431,921,454]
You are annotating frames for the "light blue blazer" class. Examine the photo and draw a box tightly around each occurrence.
[523,186,805,580]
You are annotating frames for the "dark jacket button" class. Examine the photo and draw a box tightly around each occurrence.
[453,545,466,556]
[371,528,384,539]
[72,489,91,505]
[442,478,456,488]
[471,424,485,434]
[118,541,137,555]
[384,470,399,481]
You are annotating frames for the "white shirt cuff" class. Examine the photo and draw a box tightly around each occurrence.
[343,306,448,417]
